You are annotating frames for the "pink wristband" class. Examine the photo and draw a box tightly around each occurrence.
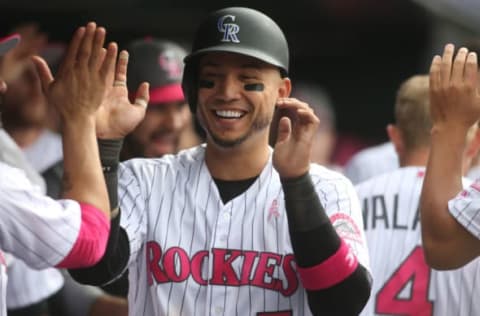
[297,239,358,290]
[56,202,110,268]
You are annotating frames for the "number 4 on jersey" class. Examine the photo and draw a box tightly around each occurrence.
[376,246,433,316]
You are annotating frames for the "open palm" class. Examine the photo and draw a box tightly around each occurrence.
[95,50,149,139]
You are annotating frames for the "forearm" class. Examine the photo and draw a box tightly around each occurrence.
[69,138,130,285]
[282,174,371,315]
[420,126,473,267]
[62,117,109,216]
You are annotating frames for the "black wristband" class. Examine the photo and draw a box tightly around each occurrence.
[98,138,123,166]
[98,139,123,210]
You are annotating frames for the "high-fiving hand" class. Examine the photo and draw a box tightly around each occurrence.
[430,43,480,132]
[94,48,149,139]
[32,22,116,124]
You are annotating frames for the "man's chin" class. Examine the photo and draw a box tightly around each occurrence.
[209,133,249,148]
[146,143,176,158]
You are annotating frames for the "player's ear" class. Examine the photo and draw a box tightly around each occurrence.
[278,77,291,98]
[387,124,404,157]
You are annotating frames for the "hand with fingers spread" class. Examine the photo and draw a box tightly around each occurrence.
[272,97,320,178]
[31,22,117,124]
[430,43,480,132]
[94,49,150,139]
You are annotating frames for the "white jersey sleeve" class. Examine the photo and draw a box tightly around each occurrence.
[6,259,63,309]
[0,162,82,269]
[310,164,370,272]
[448,181,480,238]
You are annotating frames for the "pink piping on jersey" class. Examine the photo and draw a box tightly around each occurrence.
[56,202,109,268]
[296,239,358,290]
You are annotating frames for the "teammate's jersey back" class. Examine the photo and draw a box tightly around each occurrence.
[356,166,480,316]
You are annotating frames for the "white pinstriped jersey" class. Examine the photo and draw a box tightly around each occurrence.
[5,130,65,309]
[118,145,370,316]
[0,253,6,316]
[357,166,480,316]
[449,181,480,239]
[343,142,398,185]
[0,161,84,316]
[6,259,63,309]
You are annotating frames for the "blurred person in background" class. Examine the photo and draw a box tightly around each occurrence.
[120,37,202,161]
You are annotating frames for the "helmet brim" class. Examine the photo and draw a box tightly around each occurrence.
[184,45,288,75]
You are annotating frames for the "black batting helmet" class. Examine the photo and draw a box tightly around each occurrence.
[182,7,289,113]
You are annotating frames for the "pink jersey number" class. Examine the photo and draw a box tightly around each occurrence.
[376,246,433,316]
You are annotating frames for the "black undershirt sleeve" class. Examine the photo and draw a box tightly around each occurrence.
[68,209,130,286]
[68,139,130,286]
[282,173,371,316]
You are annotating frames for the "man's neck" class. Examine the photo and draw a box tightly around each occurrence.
[5,126,43,149]
[205,134,270,180]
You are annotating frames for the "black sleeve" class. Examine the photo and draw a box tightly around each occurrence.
[282,173,371,316]
[68,139,130,286]
[68,210,130,286]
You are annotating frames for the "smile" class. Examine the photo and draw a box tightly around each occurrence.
[214,110,246,119]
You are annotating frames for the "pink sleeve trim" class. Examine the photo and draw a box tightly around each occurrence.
[297,239,359,290]
[56,202,110,268]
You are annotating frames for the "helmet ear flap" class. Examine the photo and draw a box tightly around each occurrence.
[182,59,199,114]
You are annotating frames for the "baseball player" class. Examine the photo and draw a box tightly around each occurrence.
[420,44,480,270]
[70,7,372,316]
[357,74,480,316]
[0,22,139,316]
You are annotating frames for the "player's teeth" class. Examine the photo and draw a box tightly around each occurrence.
[215,110,243,118]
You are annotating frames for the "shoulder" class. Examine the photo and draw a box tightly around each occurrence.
[309,163,356,197]
[120,145,205,178]
[355,166,425,197]
[343,142,398,178]
[0,161,32,189]
[351,142,396,161]
[310,162,352,184]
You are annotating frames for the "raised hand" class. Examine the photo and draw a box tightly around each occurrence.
[31,22,117,123]
[430,44,480,132]
[272,98,320,178]
[94,48,149,139]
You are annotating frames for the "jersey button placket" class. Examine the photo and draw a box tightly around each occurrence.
[216,208,232,247]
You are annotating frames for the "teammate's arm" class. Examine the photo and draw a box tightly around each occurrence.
[31,22,121,268]
[273,98,371,315]
[69,41,149,286]
[420,44,480,269]
[0,23,119,269]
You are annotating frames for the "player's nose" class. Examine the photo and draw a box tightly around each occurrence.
[214,75,241,102]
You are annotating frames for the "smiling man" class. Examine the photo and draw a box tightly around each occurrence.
[70,7,372,316]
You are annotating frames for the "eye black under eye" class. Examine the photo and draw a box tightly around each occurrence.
[244,83,264,91]
[199,79,214,89]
